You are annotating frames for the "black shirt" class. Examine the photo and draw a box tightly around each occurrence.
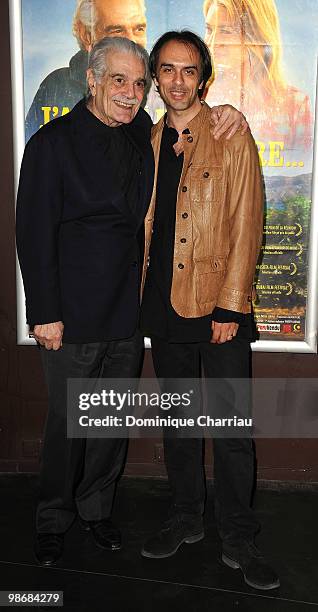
[83,105,145,276]
[83,107,142,218]
[140,121,256,342]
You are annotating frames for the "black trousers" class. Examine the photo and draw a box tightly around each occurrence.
[37,331,143,534]
[151,336,260,544]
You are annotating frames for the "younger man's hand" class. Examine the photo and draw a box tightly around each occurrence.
[211,321,239,344]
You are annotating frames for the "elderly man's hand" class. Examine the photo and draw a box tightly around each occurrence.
[33,321,64,351]
[211,104,249,140]
[211,321,239,344]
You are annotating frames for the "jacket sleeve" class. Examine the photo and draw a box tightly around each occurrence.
[16,131,63,326]
[216,132,264,313]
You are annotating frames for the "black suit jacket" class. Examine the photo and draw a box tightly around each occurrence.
[16,100,154,343]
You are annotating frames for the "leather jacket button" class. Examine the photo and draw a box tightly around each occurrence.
[178,263,184,269]
[187,136,193,143]
[182,212,188,219]
[203,171,209,178]
[132,261,138,267]
[180,238,186,243]
[182,186,187,192]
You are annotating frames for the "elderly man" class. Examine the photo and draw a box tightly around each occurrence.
[140,31,280,591]
[17,36,154,566]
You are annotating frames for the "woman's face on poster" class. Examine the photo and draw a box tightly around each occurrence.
[204,2,251,84]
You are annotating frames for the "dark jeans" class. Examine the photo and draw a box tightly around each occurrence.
[37,331,144,534]
[151,336,260,544]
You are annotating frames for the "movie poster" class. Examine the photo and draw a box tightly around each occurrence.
[14,0,318,348]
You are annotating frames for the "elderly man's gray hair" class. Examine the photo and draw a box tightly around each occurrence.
[86,37,151,97]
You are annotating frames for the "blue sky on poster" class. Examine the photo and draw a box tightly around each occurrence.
[22,0,318,112]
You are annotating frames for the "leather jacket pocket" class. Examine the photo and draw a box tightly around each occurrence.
[194,256,227,304]
[190,165,223,204]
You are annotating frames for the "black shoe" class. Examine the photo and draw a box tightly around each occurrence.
[84,519,122,551]
[34,533,64,567]
[222,541,280,590]
[141,515,204,559]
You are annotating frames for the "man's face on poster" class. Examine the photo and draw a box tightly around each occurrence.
[93,0,147,48]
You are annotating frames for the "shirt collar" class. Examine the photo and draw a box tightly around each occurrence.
[164,101,206,136]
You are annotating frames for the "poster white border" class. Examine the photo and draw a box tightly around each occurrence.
[9,0,318,352]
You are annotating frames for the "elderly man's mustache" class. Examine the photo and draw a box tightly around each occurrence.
[112,96,139,106]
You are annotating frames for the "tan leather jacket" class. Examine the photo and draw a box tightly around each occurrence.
[142,102,264,317]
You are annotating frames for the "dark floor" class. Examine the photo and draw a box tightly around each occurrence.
[0,475,317,611]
